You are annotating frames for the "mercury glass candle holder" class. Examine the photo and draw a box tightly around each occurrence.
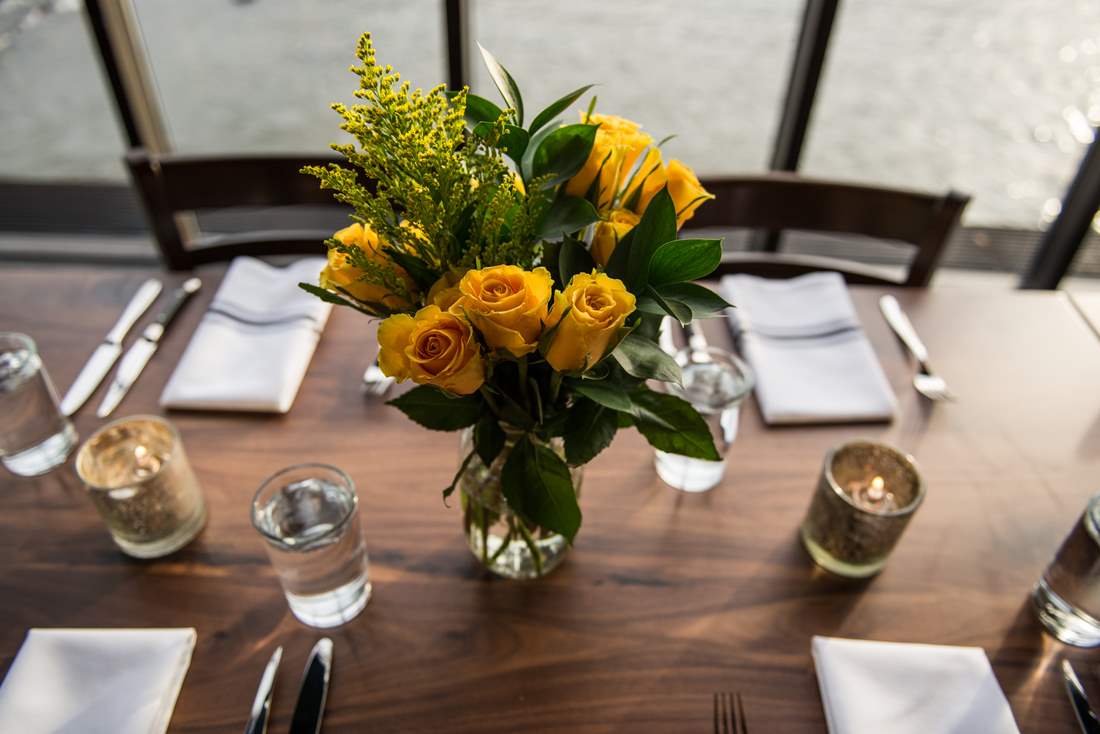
[76,415,206,558]
[800,440,924,578]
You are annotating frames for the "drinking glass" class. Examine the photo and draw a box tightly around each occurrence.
[251,463,371,628]
[76,415,207,558]
[654,346,755,492]
[0,332,77,476]
[1033,493,1100,646]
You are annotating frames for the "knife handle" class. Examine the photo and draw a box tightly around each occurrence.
[878,294,929,364]
[144,277,201,340]
[105,278,163,344]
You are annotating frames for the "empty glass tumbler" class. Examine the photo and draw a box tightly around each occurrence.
[76,415,207,558]
[654,346,755,492]
[0,333,77,476]
[251,463,371,628]
[1033,493,1100,647]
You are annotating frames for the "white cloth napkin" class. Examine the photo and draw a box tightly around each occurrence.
[0,628,196,734]
[812,636,1020,734]
[160,257,331,413]
[720,272,896,424]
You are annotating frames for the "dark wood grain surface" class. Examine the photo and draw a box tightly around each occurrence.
[2,264,1099,733]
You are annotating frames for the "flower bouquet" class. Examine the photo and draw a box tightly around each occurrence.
[302,33,732,578]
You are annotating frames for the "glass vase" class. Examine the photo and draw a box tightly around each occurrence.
[458,426,583,579]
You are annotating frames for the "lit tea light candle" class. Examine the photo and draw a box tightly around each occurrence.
[845,473,900,513]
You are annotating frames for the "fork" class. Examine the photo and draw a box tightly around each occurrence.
[362,359,395,398]
[713,691,748,734]
[878,295,955,402]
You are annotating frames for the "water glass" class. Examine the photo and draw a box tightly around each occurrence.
[0,332,77,477]
[251,463,371,628]
[76,415,207,558]
[654,347,755,492]
[1033,493,1100,646]
[800,441,924,578]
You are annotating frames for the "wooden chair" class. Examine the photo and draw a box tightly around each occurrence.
[126,148,349,270]
[692,173,970,287]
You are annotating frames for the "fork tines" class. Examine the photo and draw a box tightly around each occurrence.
[713,691,747,734]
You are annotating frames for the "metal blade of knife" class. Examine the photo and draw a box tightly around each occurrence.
[288,638,333,734]
[60,277,162,416]
[244,646,283,734]
[96,277,201,418]
[1063,660,1100,734]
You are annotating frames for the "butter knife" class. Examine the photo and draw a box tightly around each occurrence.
[244,646,283,734]
[1063,660,1100,734]
[60,278,162,416]
[96,277,201,418]
[288,638,333,734]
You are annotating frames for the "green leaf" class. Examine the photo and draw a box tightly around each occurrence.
[612,332,682,384]
[462,93,504,128]
[387,386,482,431]
[531,124,598,187]
[571,379,633,412]
[655,282,733,319]
[473,121,529,161]
[641,285,692,325]
[529,84,595,135]
[558,237,596,284]
[478,43,524,124]
[501,436,582,543]
[474,414,506,467]
[564,398,618,465]
[520,122,558,181]
[603,227,634,281]
[625,188,677,292]
[630,388,721,460]
[379,247,438,292]
[647,238,723,286]
[298,282,380,317]
[537,196,600,241]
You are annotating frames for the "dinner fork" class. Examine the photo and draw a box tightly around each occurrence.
[362,359,395,397]
[878,295,955,402]
[713,691,748,734]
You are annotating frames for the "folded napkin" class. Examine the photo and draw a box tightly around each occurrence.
[0,628,196,734]
[812,636,1020,734]
[160,257,331,413]
[720,272,896,424]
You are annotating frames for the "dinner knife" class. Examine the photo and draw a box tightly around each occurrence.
[96,277,201,418]
[60,278,162,416]
[1063,660,1100,734]
[244,646,283,734]
[288,638,333,734]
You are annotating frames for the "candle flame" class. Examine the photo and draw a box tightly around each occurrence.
[871,476,884,491]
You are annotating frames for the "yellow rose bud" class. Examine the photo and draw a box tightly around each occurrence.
[320,222,416,310]
[564,113,653,210]
[377,305,485,395]
[454,265,553,357]
[666,159,714,228]
[427,270,464,311]
[544,271,636,373]
[624,147,666,215]
[590,209,640,266]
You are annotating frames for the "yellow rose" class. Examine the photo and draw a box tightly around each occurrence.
[320,222,416,310]
[377,305,485,395]
[454,265,554,357]
[564,113,653,210]
[590,209,640,266]
[625,147,666,215]
[666,159,714,228]
[427,270,464,311]
[544,271,636,373]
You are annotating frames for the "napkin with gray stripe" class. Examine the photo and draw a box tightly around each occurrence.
[720,272,896,424]
[160,257,331,413]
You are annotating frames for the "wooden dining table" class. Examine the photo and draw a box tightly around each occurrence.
[2,263,1100,733]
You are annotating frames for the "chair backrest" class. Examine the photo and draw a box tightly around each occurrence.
[693,173,969,287]
[126,148,350,270]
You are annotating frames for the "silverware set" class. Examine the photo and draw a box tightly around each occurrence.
[60,276,202,418]
[362,359,395,398]
[246,638,332,734]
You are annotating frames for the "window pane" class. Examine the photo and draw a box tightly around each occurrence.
[803,0,1100,235]
[132,0,446,154]
[0,1,126,181]
[471,0,802,175]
